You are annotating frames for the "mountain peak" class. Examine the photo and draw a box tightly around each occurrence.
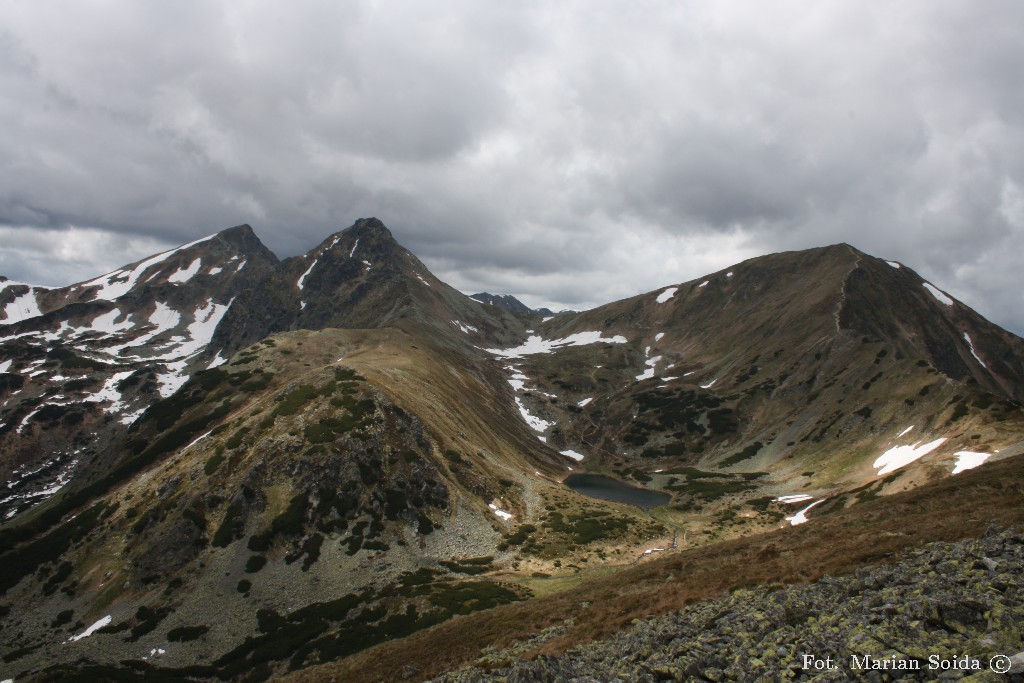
[348,216,394,240]
[213,223,257,247]
[209,217,532,350]
[471,292,535,315]
[216,223,255,238]
[469,292,574,317]
[210,223,279,263]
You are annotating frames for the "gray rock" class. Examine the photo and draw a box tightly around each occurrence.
[430,529,1024,683]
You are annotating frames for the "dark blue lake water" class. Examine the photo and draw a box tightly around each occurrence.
[564,473,671,510]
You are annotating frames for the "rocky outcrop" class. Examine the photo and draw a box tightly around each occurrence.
[435,527,1024,682]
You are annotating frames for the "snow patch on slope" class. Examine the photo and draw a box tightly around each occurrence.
[297,258,318,291]
[90,309,133,335]
[86,370,136,415]
[785,500,823,526]
[137,298,234,398]
[1,282,43,323]
[149,302,181,330]
[1,451,79,508]
[297,257,319,309]
[873,437,947,475]
[952,451,991,475]
[962,332,988,369]
[82,234,215,301]
[923,282,953,306]
[488,503,513,521]
[157,359,190,399]
[167,258,202,283]
[514,396,552,433]
[655,287,678,303]
[452,320,478,334]
[67,615,112,643]
[775,494,814,504]
[180,299,234,358]
[506,366,529,391]
[636,355,663,381]
[487,331,627,359]
[103,303,184,357]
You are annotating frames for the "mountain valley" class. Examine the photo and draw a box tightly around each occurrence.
[1,219,1023,682]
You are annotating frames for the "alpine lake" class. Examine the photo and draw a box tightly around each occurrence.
[564,473,671,510]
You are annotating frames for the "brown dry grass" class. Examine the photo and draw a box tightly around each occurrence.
[286,452,1024,683]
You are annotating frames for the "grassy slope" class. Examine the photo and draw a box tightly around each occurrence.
[288,452,1024,683]
[488,244,1024,547]
[0,327,668,680]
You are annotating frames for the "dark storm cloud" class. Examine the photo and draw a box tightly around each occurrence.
[1,1,1022,333]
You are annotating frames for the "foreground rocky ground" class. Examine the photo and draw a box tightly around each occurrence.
[434,527,1024,682]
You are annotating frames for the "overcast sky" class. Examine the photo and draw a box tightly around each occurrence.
[2,2,1023,333]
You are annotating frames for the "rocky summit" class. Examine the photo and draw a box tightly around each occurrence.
[1,219,1023,682]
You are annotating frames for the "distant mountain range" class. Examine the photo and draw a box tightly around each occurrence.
[2,218,1022,681]
[468,292,573,318]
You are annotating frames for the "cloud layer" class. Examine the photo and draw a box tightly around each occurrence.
[2,1,1022,333]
